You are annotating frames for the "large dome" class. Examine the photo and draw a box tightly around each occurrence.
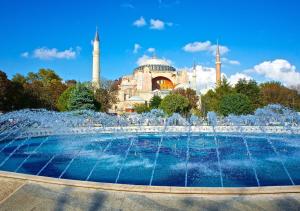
[135,56,176,72]
[140,57,170,66]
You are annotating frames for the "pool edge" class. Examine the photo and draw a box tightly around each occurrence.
[0,170,299,195]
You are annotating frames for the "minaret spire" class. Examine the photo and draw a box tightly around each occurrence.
[92,27,100,89]
[215,40,221,86]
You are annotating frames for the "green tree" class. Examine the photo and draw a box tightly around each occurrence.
[149,95,162,109]
[68,84,97,111]
[235,79,261,109]
[219,93,253,116]
[134,103,150,114]
[56,86,76,111]
[0,70,12,111]
[201,77,234,114]
[159,94,190,116]
[172,88,199,109]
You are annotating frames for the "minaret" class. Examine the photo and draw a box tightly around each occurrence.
[92,27,100,89]
[192,61,197,92]
[215,41,221,86]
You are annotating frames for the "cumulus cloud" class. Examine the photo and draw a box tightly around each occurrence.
[133,43,141,53]
[186,65,218,94]
[250,59,300,87]
[32,47,78,60]
[183,41,229,55]
[222,58,240,65]
[21,47,80,60]
[133,16,146,27]
[228,73,252,85]
[21,52,29,58]
[136,54,150,66]
[147,47,155,53]
[185,65,252,93]
[150,19,165,30]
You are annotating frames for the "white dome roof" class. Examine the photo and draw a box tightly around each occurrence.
[140,57,170,66]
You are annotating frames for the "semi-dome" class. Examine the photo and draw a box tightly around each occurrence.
[135,56,176,72]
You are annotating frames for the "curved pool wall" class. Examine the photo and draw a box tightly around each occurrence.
[1,127,300,188]
[19,125,300,139]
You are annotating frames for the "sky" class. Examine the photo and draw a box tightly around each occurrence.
[0,0,300,90]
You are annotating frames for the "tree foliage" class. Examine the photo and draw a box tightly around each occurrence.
[201,78,233,114]
[159,94,190,116]
[260,81,300,111]
[68,83,97,111]
[234,79,261,110]
[219,93,253,116]
[172,88,199,109]
[149,95,162,109]
[0,71,12,111]
[56,86,76,111]
[134,103,150,114]
[94,79,119,112]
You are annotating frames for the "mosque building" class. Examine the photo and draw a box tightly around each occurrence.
[92,29,221,114]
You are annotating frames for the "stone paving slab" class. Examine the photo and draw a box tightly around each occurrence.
[0,178,300,211]
[0,177,25,203]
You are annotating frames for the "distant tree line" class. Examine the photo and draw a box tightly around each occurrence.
[0,69,118,113]
[1,69,300,116]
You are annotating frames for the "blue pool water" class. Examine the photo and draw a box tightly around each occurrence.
[0,133,299,187]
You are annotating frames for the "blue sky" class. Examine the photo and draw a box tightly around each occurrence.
[0,0,300,87]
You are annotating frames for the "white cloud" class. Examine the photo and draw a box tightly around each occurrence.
[133,16,146,27]
[147,47,155,53]
[250,59,300,87]
[136,54,150,66]
[183,41,229,55]
[222,58,240,65]
[32,47,78,60]
[21,52,29,58]
[228,73,252,85]
[186,65,218,94]
[120,3,134,9]
[150,19,165,30]
[228,60,240,65]
[133,43,141,54]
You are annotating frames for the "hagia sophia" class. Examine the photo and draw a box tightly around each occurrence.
[92,29,221,114]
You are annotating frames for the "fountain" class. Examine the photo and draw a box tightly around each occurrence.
[0,105,299,187]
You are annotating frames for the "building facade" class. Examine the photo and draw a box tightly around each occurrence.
[114,56,194,113]
[91,29,222,113]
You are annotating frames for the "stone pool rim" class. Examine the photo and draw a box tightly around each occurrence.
[0,170,299,195]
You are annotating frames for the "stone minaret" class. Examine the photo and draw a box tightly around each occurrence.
[192,61,197,92]
[215,42,221,86]
[92,28,100,89]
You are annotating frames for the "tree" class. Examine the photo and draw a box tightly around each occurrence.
[0,70,12,111]
[56,86,76,111]
[219,93,253,116]
[172,88,199,109]
[94,79,119,112]
[235,79,261,109]
[260,81,300,111]
[149,95,162,109]
[159,94,190,116]
[68,83,97,111]
[134,103,150,114]
[201,77,234,115]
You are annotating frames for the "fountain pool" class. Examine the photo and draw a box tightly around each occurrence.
[0,132,299,187]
